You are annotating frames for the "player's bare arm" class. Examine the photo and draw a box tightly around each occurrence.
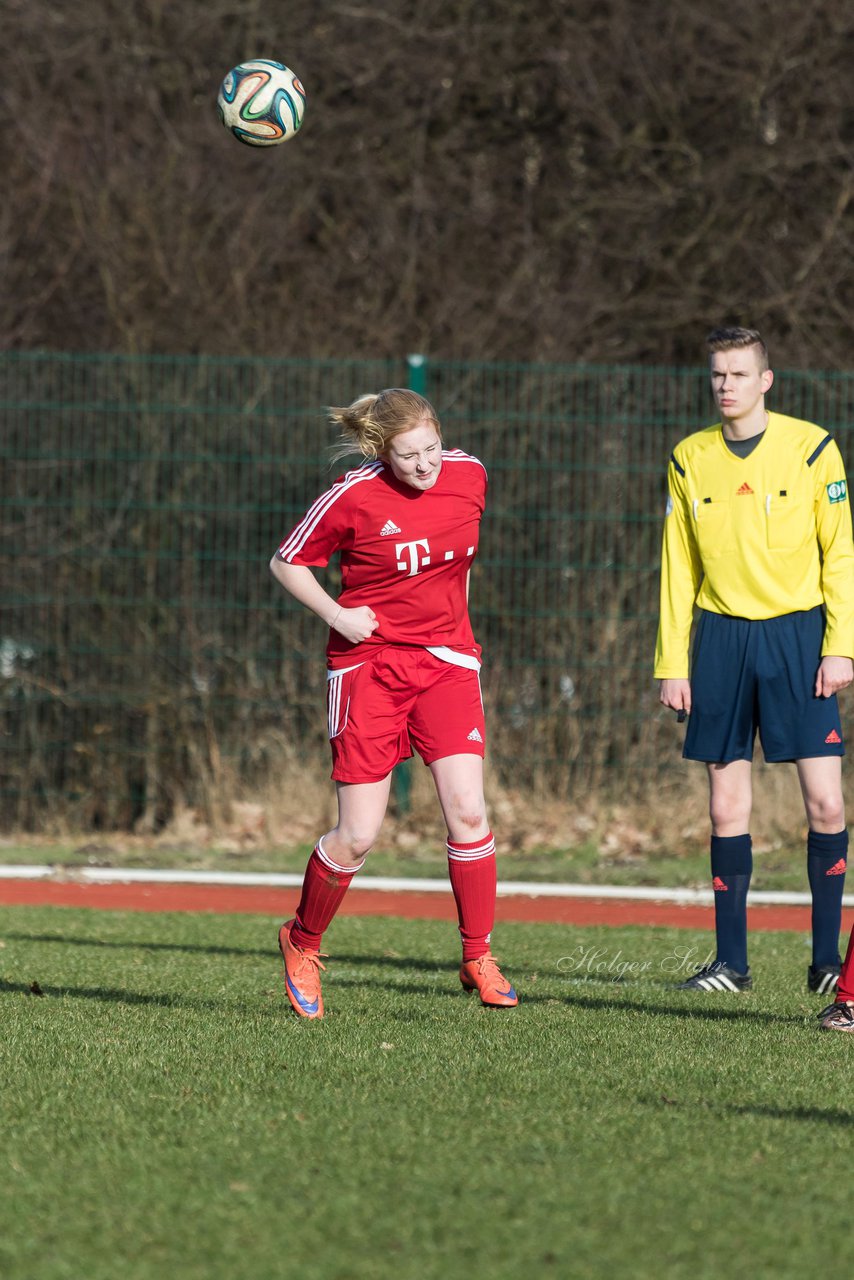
[815,656,854,699]
[659,678,691,715]
[269,558,378,643]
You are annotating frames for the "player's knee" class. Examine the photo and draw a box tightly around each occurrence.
[709,796,751,833]
[344,831,377,859]
[446,793,487,833]
[805,792,845,831]
[328,827,378,861]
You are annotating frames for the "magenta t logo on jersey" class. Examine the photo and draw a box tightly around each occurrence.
[395,539,431,576]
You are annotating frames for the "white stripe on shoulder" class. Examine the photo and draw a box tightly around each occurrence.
[277,462,383,561]
[441,449,485,470]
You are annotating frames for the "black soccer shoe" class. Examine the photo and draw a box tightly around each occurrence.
[676,961,753,992]
[818,1001,854,1032]
[807,964,841,996]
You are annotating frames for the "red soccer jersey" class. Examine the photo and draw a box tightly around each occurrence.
[275,449,486,668]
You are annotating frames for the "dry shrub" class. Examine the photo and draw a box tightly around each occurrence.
[39,755,811,863]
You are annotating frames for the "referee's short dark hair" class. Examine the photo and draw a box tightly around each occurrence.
[706,327,769,372]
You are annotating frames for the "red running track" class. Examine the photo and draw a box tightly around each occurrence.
[0,878,850,932]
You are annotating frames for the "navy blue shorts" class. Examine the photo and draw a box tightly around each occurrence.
[684,607,845,764]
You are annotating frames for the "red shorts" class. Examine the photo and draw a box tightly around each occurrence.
[326,648,486,784]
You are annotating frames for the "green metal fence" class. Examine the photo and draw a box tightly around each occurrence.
[2,351,853,829]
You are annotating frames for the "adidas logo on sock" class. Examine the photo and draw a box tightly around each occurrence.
[826,858,847,876]
[380,519,402,536]
[712,876,728,891]
[466,727,483,743]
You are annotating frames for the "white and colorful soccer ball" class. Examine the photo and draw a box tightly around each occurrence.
[217,60,306,147]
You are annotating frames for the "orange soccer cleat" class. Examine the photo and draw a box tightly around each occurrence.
[278,919,326,1019]
[459,952,518,1008]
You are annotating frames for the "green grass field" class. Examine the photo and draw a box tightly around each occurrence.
[1,907,850,1280]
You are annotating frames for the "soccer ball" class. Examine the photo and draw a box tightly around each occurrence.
[217,60,306,147]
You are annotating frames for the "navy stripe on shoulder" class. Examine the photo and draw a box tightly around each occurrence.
[669,452,685,478]
[807,434,833,467]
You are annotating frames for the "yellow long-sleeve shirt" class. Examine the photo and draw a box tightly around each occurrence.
[654,412,854,679]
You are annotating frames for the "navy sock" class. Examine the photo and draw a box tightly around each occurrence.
[711,834,752,974]
[807,829,848,969]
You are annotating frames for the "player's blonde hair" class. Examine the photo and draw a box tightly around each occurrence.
[328,389,441,462]
[706,326,770,372]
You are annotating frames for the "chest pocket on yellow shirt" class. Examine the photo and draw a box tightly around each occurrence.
[693,499,733,559]
[765,492,810,551]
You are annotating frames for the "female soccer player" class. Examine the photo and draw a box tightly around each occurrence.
[269,388,518,1019]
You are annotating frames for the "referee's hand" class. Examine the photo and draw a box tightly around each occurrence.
[815,656,854,698]
[659,678,691,718]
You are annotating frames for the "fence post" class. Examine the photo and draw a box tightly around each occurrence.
[407,351,427,396]
[389,354,429,816]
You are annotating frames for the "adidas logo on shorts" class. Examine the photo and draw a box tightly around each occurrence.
[380,519,402,536]
[467,727,483,743]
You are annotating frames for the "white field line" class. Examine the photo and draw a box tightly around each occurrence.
[0,864,850,907]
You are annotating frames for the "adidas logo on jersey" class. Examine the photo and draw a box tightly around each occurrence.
[466,727,483,743]
[380,519,402,536]
[736,482,754,495]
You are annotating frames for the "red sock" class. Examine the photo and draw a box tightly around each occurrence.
[290,841,363,951]
[838,924,854,1003]
[447,832,497,961]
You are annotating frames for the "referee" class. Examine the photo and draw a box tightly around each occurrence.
[655,327,854,993]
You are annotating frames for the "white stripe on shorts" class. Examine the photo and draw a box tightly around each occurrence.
[326,663,363,739]
[425,645,482,672]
